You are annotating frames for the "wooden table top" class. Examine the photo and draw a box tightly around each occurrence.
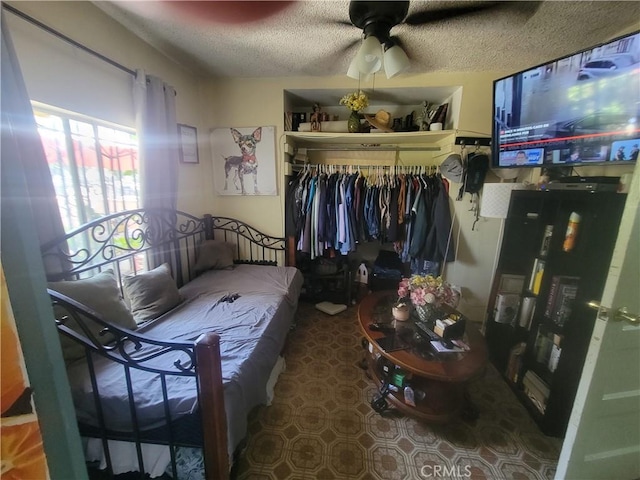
[358,291,488,383]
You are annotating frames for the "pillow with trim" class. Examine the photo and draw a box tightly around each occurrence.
[123,263,182,325]
[194,240,235,274]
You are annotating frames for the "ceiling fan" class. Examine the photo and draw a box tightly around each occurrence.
[340,0,540,78]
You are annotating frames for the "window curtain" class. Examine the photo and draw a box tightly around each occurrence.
[1,15,68,277]
[133,69,179,267]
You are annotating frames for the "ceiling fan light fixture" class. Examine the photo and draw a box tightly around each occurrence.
[347,56,361,79]
[356,35,383,74]
[383,44,410,79]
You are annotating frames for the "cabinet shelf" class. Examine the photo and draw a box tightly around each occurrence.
[527,360,555,386]
[485,190,627,437]
[283,87,463,163]
[367,356,463,423]
[284,130,454,149]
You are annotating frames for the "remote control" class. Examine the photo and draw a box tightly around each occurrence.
[369,323,395,333]
[414,322,440,341]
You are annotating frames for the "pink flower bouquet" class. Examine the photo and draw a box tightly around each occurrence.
[398,274,458,308]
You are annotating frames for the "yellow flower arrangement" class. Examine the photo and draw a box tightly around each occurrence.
[339,91,369,112]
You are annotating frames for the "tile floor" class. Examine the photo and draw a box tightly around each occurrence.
[232,302,562,479]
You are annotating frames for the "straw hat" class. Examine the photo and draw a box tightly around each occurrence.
[364,110,394,132]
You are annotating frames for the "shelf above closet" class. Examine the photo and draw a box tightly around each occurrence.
[284,130,454,149]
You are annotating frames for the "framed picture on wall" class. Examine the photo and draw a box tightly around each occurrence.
[211,125,277,196]
[178,124,199,164]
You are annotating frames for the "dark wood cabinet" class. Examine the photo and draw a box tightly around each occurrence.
[485,190,626,437]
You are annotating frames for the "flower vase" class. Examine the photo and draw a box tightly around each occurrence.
[347,110,361,133]
[415,303,437,322]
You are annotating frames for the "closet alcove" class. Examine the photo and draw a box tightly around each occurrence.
[282,87,489,305]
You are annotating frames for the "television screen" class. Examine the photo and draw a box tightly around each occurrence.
[493,31,640,168]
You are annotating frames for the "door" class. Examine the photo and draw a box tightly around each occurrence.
[555,168,640,479]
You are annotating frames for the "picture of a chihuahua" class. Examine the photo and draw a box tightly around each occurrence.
[223,127,262,195]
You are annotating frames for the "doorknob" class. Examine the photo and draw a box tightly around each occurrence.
[587,300,602,311]
[587,301,639,324]
[613,307,639,324]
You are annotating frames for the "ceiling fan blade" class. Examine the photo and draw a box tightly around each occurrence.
[321,18,355,27]
[388,35,407,53]
[405,1,539,26]
[336,38,361,56]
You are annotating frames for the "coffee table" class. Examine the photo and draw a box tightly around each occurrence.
[358,291,488,422]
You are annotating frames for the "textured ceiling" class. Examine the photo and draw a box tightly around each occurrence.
[95,1,640,78]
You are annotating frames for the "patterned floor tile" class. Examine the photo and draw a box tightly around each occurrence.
[369,444,410,480]
[476,424,520,456]
[453,454,498,480]
[331,408,365,436]
[366,413,403,442]
[288,435,328,471]
[328,439,368,477]
[294,405,331,433]
[245,430,287,466]
[236,301,561,479]
[498,459,542,479]
[518,432,563,461]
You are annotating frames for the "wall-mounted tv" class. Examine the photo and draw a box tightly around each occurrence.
[493,30,640,169]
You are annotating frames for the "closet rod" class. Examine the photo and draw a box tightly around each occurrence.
[302,146,440,152]
[291,164,438,171]
[3,3,136,77]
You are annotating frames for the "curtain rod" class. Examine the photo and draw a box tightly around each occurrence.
[3,3,136,77]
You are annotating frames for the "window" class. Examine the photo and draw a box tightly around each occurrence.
[34,108,140,233]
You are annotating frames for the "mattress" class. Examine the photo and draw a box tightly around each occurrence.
[66,265,303,463]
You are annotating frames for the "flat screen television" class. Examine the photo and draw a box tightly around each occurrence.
[492,30,640,169]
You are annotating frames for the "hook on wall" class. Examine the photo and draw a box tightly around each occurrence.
[455,136,491,147]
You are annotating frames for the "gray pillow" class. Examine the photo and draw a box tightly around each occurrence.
[123,263,182,325]
[48,269,137,363]
[194,240,235,274]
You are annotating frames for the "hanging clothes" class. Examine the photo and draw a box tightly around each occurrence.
[286,166,455,267]
[424,175,455,263]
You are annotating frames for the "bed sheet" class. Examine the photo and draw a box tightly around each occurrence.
[66,265,303,461]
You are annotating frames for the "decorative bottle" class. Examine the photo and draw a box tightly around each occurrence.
[562,212,581,252]
[347,110,361,133]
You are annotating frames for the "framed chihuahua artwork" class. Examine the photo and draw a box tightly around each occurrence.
[211,125,277,196]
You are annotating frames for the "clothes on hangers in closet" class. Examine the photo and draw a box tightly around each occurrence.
[285,166,456,272]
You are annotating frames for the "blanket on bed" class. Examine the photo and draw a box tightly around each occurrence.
[66,265,303,457]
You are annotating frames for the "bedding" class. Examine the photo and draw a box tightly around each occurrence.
[66,264,303,461]
[42,210,295,478]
